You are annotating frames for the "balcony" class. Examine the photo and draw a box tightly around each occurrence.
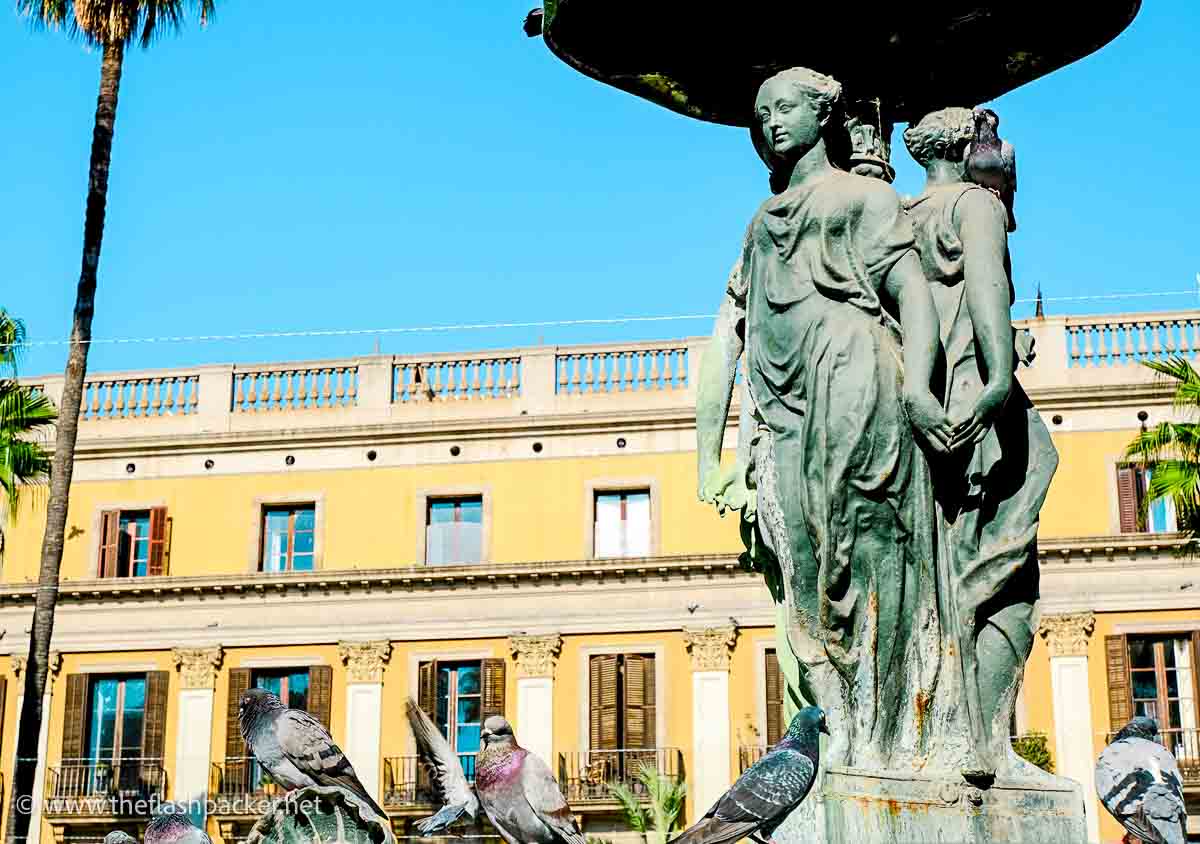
[738,745,767,774]
[210,757,287,816]
[1106,727,1200,788]
[557,748,684,808]
[44,758,166,823]
[383,753,476,814]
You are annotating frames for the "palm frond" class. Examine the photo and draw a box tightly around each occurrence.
[1126,421,1200,461]
[608,782,648,833]
[1141,356,1200,414]
[0,310,26,374]
[20,0,215,47]
[0,383,57,438]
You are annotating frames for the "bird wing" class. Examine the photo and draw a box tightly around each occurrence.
[275,709,386,817]
[519,751,586,844]
[1097,739,1188,844]
[405,698,478,812]
[710,747,815,826]
[1001,140,1016,195]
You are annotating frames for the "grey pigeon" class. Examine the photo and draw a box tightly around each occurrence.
[965,106,1017,233]
[475,715,586,844]
[672,706,828,844]
[239,687,388,821]
[103,833,137,844]
[1095,716,1187,844]
[523,8,544,37]
[144,803,212,844]
[405,697,480,834]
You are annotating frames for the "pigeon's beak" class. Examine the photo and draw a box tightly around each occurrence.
[481,729,493,742]
[819,720,830,736]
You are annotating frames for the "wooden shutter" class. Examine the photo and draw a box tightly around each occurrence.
[418,660,438,719]
[589,655,619,750]
[623,654,656,749]
[1105,635,1132,731]
[1116,466,1140,533]
[141,671,170,761]
[1192,632,1200,706]
[765,649,784,746]
[61,674,89,760]
[98,510,121,578]
[0,676,7,756]
[147,507,168,576]
[308,665,333,728]
[226,668,252,761]
[481,658,506,721]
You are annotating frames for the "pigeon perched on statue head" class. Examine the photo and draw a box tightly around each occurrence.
[671,706,828,844]
[1095,715,1187,844]
[965,106,1017,233]
[144,802,212,844]
[238,686,389,822]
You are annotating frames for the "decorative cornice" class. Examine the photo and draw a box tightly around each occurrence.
[339,640,392,683]
[508,634,563,678]
[172,646,224,689]
[1038,612,1096,657]
[683,622,739,671]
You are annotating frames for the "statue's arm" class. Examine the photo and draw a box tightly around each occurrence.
[950,190,1015,449]
[697,290,744,501]
[882,251,953,455]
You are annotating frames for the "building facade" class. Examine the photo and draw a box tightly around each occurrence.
[0,311,1197,843]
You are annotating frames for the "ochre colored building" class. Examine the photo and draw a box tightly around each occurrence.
[0,311,1197,843]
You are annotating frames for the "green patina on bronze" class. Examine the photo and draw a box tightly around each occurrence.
[246,785,394,844]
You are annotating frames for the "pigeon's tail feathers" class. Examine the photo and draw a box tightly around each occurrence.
[670,817,763,844]
[415,802,469,837]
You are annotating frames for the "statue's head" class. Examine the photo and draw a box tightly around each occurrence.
[752,67,845,192]
[903,107,975,169]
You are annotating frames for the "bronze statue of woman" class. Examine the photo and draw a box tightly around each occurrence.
[696,67,953,770]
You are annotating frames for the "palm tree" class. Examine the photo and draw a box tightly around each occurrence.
[0,311,56,556]
[609,765,688,844]
[8,4,215,842]
[1125,356,1200,535]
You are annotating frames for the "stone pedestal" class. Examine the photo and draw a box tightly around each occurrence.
[816,768,1088,844]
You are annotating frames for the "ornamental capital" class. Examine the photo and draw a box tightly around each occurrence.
[10,651,61,681]
[683,622,739,671]
[508,634,563,679]
[338,641,392,683]
[1038,612,1096,658]
[172,646,224,690]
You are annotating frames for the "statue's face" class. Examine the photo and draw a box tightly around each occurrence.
[756,79,821,160]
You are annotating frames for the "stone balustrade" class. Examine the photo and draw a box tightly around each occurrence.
[19,309,1199,438]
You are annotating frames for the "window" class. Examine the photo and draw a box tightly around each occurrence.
[593,490,651,558]
[98,508,167,577]
[589,653,656,750]
[1128,636,1197,754]
[417,658,505,781]
[1117,464,1177,533]
[253,668,310,711]
[426,496,483,565]
[764,649,785,747]
[261,504,315,572]
[87,676,146,765]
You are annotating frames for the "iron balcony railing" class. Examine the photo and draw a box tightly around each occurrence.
[45,758,166,816]
[210,757,288,815]
[557,748,684,804]
[738,745,768,774]
[384,753,477,807]
[1105,726,1200,786]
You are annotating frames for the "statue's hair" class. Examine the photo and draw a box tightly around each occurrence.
[903,107,975,166]
[752,66,848,193]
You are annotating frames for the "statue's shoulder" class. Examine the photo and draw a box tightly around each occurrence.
[830,170,904,217]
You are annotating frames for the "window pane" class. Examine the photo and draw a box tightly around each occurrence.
[294,532,314,554]
[594,494,623,557]
[457,724,481,753]
[1169,700,1182,730]
[625,492,651,557]
[291,553,314,572]
[457,665,481,695]
[1167,671,1180,698]
[436,668,450,734]
[288,672,309,711]
[1129,639,1155,669]
[89,679,119,762]
[294,508,315,531]
[1135,700,1157,718]
[460,499,483,524]
[1131,670,1158,700]
[427,522,481,564]
[256,675,283,697]
[121,679,146,759]
[458,697,481,725]
[429,501,458,524]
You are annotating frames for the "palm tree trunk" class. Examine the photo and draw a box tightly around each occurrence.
[5,37,124,844]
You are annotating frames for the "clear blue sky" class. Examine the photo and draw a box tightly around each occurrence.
[1,2,1197,377]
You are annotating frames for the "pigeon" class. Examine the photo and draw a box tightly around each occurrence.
[965,107,1017,233]
[671,706,828,844]
[405,697,480,834]
[523,8,544,37]
[144,803,212,844]
[475,715,586,844]
[103,833,138,844]
[238,687,388,821]
[1095,716,1187,844]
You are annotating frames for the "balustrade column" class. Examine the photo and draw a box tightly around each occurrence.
[683,624,738,818]
[1038,613,1100,843]
[172,647,223,820]
[339,641,392,801]
[508,634,563,765]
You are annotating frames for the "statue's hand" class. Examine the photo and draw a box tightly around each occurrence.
[717,471,757,522]
[903,389,954,455]
[949,383,1010,452]
[699,464,736,507]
